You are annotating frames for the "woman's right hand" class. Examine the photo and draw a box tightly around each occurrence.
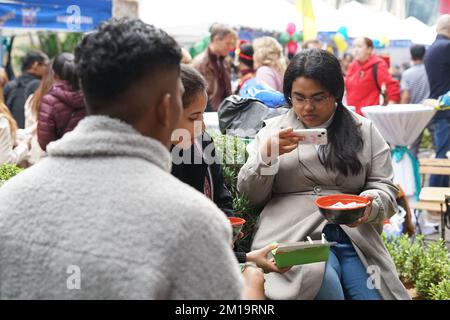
[246,243,292,274]
[261,127,303,164]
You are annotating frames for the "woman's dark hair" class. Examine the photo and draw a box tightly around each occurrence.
[180,64,207,107]
[283,49,364,176]
[239,43,254,70]
[53,53,79,91]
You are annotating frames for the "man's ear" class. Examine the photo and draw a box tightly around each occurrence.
[154,93,172,127]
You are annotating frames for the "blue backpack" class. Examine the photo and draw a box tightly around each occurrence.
[438,90,450,109]
[239,78,286,108]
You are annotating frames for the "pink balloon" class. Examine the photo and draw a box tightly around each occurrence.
[287,40,298,54]
[286,23,296,36]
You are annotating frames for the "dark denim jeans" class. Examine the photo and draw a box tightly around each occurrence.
[429,117,450,187]
[314,224,383,300]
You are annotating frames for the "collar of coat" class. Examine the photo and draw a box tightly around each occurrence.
[46,115,172,172]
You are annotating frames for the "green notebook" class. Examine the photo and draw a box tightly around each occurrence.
[271,241,337,268]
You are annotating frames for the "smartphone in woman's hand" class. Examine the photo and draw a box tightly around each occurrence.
[292,129,328,145]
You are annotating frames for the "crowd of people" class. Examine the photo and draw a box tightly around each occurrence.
[0,14,449,300]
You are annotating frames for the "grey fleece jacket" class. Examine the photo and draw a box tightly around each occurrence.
[0,115,243,299]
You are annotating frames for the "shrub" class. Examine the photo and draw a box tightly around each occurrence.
[402,235,426,284]
[0,163,23,185]
[383,233,413,282]
[429,279,450,300]
[209,132,262,252]
[384,234,450,300]
[415,239,450,299]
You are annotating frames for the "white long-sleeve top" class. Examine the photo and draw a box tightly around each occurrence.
[24,95,45,165]
[0,116,28,165]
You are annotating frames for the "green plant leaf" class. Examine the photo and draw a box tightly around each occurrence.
[0,163,24,185]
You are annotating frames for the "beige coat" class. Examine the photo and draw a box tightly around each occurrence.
[238,108,410,300]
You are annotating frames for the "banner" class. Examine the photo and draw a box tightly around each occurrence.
[0,0,112,32]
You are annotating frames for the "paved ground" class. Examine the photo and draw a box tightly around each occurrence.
[420,213,450,250]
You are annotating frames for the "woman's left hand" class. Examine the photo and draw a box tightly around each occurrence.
[346,194,374,228]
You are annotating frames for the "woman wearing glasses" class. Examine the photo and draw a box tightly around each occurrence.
[237,49,410,300]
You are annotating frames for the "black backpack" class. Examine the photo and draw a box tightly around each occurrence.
[217,95,289,138]
[4,79,26,128]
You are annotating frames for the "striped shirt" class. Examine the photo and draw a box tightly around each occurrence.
[400,63,430,104]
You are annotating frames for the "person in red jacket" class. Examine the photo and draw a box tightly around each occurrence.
[37,53,86,151]
[345,37,400,115]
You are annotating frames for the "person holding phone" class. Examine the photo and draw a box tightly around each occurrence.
[171,65,290,282]
[237,49,410,300]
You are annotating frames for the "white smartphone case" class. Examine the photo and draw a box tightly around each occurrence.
[293,129,328,145]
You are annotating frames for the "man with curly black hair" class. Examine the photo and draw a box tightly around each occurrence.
[0,19,244,299]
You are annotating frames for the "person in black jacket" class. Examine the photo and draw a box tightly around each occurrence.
[3,50,49,128]
[171,64,290,276]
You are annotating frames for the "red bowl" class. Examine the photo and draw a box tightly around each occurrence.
[227,217,246,226]
[315,194,370,225]
[227,217,246,242]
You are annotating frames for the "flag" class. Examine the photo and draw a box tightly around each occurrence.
[296,0,317,41]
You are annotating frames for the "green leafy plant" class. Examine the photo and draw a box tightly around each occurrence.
[415,239,450,299]
[402,235,426,284]
[429,279,450,300]
[419,128,434,151]
[384,234,450,300]
[37,31,83,59]
[210,132,262,252]
[383,233,412,283]
[0,163,23,185]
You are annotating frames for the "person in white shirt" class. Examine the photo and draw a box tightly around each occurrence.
[23,63,53,165]
[0,102,30,165]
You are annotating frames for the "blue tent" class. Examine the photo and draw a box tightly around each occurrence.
[0,0,112,32]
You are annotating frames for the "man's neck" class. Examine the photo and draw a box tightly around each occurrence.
[208,45,223,58]
[412,60,423,66]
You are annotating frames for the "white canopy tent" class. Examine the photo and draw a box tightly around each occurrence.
[139,0,340,46]
[399,17,437,45]
[139,0,437,47]
[140,0,293,46]
[335,1,436,45]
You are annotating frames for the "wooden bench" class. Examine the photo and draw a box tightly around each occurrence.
[419,158,450,177]
[411,158,450,239]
